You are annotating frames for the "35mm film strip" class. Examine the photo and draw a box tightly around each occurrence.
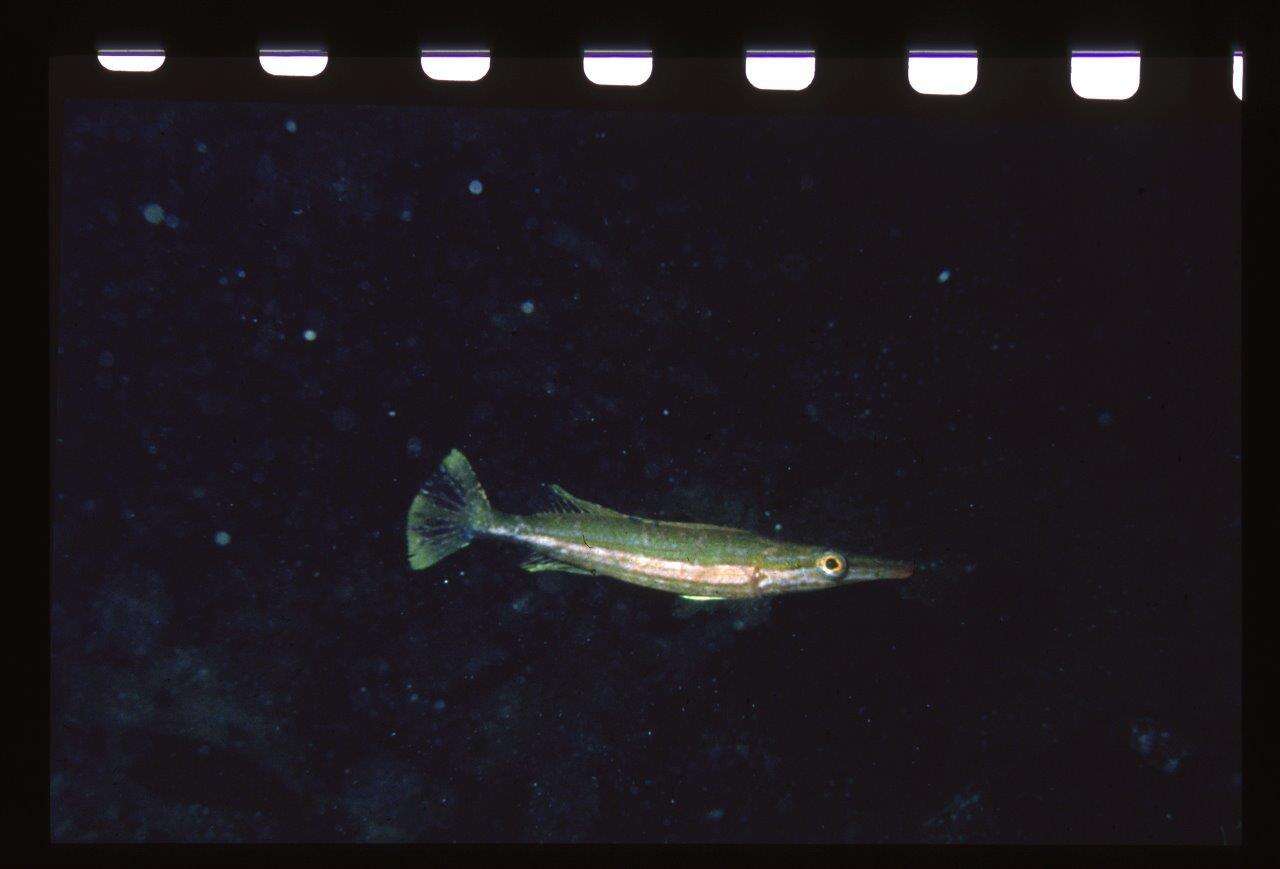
[91,46,1245,101]
[55,52,1244,125]
[43,3,1250,850]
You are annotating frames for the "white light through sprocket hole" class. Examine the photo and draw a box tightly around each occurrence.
[907,51,978,95]
[259,49,329,77]
[421,48,490,82]
[583,50,652,87]
[1070,51,1141,100]
[1233,51,1243,100]
[745,50,815,91]
[97,49,165,72]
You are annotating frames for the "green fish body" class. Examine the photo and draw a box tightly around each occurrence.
[406,449,913,599]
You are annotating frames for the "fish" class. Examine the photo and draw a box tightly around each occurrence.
[405,449,913,599]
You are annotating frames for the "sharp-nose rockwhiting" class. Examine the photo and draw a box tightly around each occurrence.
[406,449,913,600]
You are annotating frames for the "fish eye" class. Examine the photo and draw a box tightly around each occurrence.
[818,553,846,577]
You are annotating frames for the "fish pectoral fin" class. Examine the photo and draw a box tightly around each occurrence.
[545,484,629,518]
[519,555,598,576]
[679,595,726,602]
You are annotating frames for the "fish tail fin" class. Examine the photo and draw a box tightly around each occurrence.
[406,449,495,570]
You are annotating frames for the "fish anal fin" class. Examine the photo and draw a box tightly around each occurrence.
[546,484,628,518]
[520,554,597,576]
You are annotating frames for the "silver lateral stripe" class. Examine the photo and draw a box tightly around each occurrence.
[513,533,756,587]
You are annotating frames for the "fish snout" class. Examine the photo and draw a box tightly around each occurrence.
[844,557,914,582]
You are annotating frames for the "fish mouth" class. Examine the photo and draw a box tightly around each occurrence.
[845,558,914,581]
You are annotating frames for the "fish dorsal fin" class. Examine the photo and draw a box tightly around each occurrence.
[545,484,628,518]
[664,519,753,535]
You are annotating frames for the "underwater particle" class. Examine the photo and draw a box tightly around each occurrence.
[303,329,317,342]
[1128,717,1191,774]
[1132,728,1154,756]
[937,269,952,283]
[406,437,423,458]
[468,179,484,196]
[399,209,413,222]
[98,350,114,368]
[433,699,446,711]
[195,141,208,154]
[661,408,670,416]
[520,300,535,315]
[214,531,232,547]
[1097,410,1114,428]
[284,118,298,133]
[922,788,989,843]
[332,407,358,432]
[142,203,165,225]
[163,213,180,229]
[236,268,246,279]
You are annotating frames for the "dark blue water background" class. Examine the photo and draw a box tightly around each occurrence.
[53,99,1240,842]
